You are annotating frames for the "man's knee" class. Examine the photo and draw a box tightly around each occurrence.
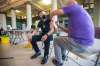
[32,36,37,41]
[31,36,38,45]
[54,38,60,47]
[54,37,63,44]
[54,37,60,42]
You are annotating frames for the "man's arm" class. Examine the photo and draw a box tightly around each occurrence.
[50,9,64,17]
[47,22,55,36]
[58,24,69,33]
[50,9,69,33]
[51,5,74,17]
[41,22,55,41]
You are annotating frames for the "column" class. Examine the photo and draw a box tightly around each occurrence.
[26,3,32,30]
[51,0,58,36]
[94,0,100,27]
[0,14,7,30]
[58,0,66,7]
[11,9,16,29]
[51,0,58,22]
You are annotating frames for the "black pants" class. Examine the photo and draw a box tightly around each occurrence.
[31,35,51,57]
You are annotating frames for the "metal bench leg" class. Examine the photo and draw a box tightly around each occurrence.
[66,51,70,61]
[49,44,54,58]
[95,52,100,66]
[65,51,83,66]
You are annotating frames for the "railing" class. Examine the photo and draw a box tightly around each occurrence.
[7,30,30,45]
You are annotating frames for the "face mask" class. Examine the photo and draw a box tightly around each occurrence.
[42,15,46,19]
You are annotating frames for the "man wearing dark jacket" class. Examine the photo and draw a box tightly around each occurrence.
[31,11,55,64]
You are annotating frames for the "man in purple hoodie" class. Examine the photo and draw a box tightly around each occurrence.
[50,0,95,66]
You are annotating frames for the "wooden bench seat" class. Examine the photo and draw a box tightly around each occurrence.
[69,39,100,59]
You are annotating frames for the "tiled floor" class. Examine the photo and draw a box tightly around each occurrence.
[0,43,100,66]
[0,45,55,66]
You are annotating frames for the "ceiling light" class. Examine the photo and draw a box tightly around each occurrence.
[42,0,51,5]
[15,10,21,13]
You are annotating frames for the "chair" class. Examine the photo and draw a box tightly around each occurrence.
[65,27,100,66]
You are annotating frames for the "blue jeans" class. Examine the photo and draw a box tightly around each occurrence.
[54,36,92,64]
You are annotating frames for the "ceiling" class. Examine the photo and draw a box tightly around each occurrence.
[0,0,51,17]
[0,0,95,17]
[0,0,8,6]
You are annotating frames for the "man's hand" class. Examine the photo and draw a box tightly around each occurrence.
[50,9,64,18]
[41,35,48,41]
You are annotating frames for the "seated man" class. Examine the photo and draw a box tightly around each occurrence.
[31,11,55,64]
[50,0,95,66]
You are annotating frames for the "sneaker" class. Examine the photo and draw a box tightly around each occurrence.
[41,56,48,64]
[52,59,63,66]
[30,52,41,59]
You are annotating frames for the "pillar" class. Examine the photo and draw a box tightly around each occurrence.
[51,0,59,36]
[51,0,58,22]
[26,3,32,30]
[0,14,7,30]
[58,0,66,7]
[11,9,16,29]
[94,0,100,27]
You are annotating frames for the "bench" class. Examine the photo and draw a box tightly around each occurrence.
[65,27,100,66]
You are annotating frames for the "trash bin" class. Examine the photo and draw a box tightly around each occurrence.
[1,36,10,46]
